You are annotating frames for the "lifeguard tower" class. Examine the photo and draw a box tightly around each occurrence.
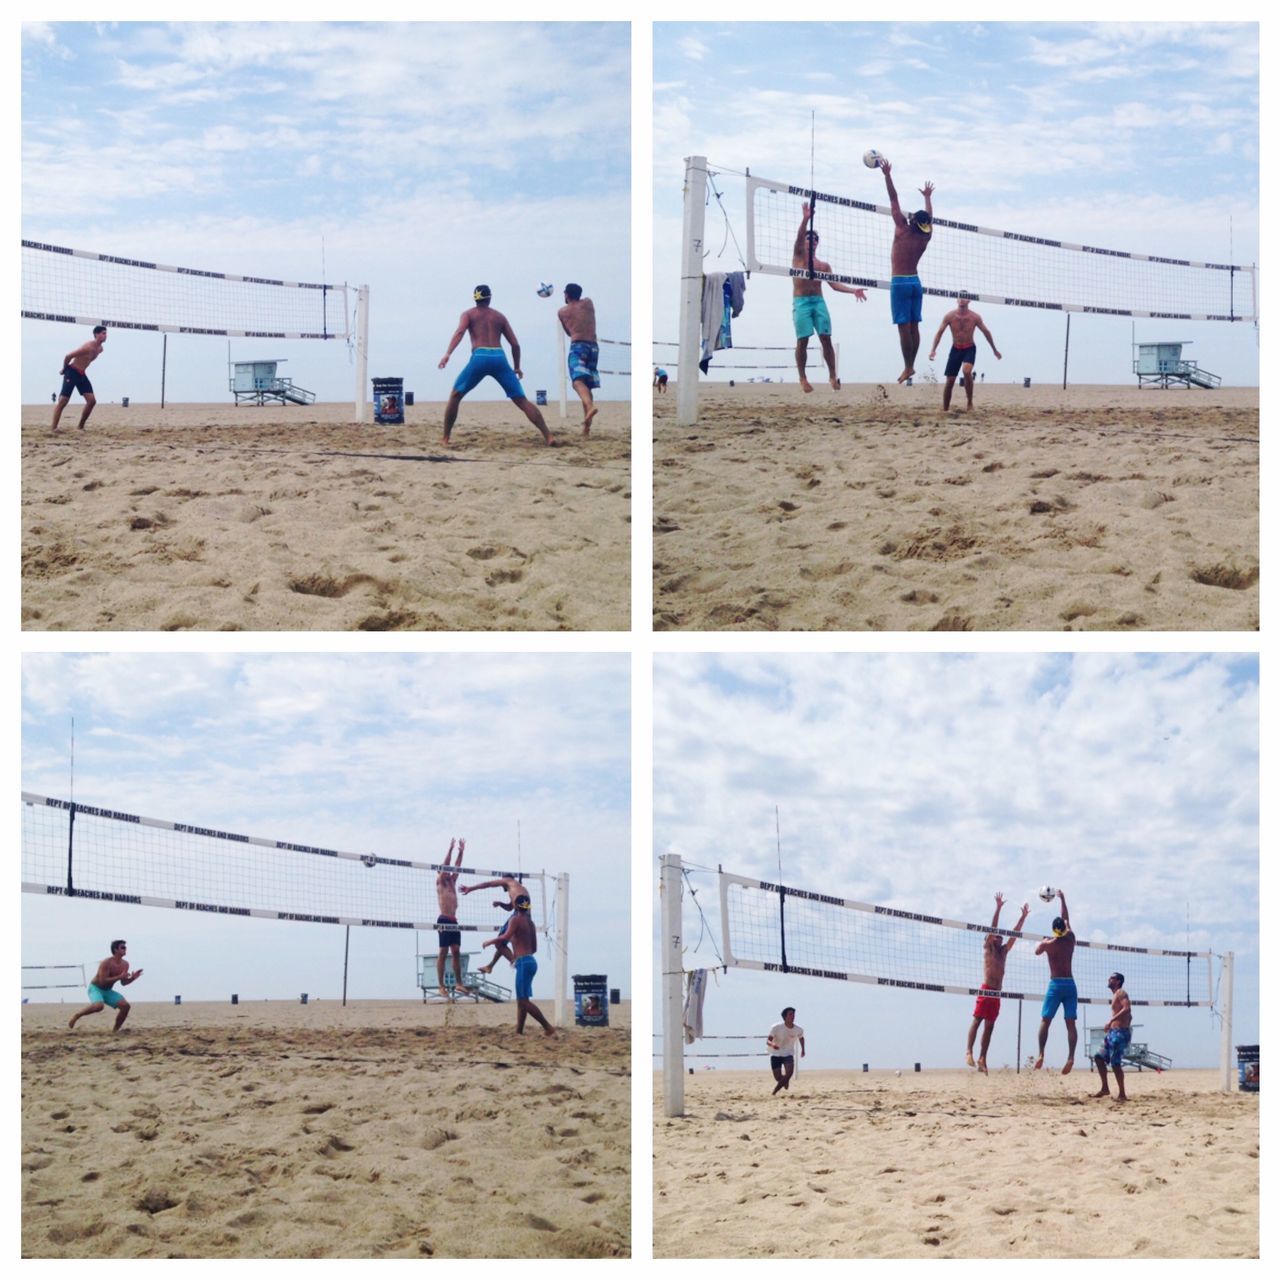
[1133,341,1221,390]
[416,951,511,1003]
[229,358,317,406]
[1085,1025,1173,1072]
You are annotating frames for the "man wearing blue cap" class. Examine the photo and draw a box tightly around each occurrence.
[879,160,933,384]
[1033,888,1077,1074]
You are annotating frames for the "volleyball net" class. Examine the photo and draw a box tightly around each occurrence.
[22,963,86,992]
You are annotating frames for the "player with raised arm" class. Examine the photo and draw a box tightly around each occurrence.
[435,837,471,998]
[461,873,529,975]
[929,294,1001,410]
[965,893,1030,1074]
[483,895,555,1036]
[879,160,933,383]
[1034,889,1078,1074]
[791,203,868,393]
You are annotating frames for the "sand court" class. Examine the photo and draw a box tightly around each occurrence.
[653,1067,1257,1258]
[22,400,630,632]
[23,998,630,1259]
[654,383,1257,631]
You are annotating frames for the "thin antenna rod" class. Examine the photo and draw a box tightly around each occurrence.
[807,111,816,280]
[69,716,75,804]
[775,805,783,879]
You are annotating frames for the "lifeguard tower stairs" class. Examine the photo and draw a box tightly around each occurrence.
[229,359,317,406]
[1085,1025,1173,1073]
[1133,341,1221,390]
[417,951,511,1003]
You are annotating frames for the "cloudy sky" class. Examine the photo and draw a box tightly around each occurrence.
[653,653,1258,1071]
[22,653,630,1005]
[654,22,1258,387]
[22,22,631,406]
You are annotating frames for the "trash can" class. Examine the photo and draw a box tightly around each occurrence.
[122,396,130,408]
[535,389,548,406]
[1237,1044,1259,1092]
[609,988,620,1005]
[300,993,309,1005]
[174,995,181,1005]
[572,974,609,1027]
[405,391,415,407]
[372,377,404,424]
[1023,377,1032,388]
[231,994,239,1005]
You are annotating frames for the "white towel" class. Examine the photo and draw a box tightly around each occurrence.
[682,968,707,1044]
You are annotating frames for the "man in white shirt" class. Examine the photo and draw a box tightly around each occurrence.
[767,1006,805,1094]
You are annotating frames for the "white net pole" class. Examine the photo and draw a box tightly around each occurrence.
[1220,951,1234,1094]
[554,871,570,1028]
[354,285,370,422]
[661,853,685,1117]
[558,321,568,421]
[676,157,708,427]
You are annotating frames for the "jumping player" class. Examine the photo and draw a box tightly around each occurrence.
[1091,972,1133,1103]
[879,160,934,383]
[929,294,1001,410]
[435,837,471,998]
[1034,889,1078,1074]
[51,325,107,431]
[483,894,555,1036]
[438,286,553,446]
[558,284,600,436]
[792,203,868,393]
[67,939,142,1033]
[461,873,529,975]
[965,893,1030,1074]
[766,1006,805,1094]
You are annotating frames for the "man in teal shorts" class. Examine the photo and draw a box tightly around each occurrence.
[483,894,554,1036]
[791,202,867,393]
[1033,889,1078,1074]
[438,285,553,446]
[68,939,143,1033]
[879,160,934,383]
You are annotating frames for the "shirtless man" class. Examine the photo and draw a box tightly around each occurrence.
[438,286,553,446]
[68,939,142,1033]
[558,284,599,436]
[483,895,555,1036]
[879,161,934,383]
[791,203,868,393]
[1091,972,1133,1103]
[51,325,107,431]
[461,873,528,975]
[1033,889,1077,1074]
[435,837,471,997]
[965,893,1030,1074]
[929,294,1001,410]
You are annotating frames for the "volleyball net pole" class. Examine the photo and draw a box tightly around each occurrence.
[676,157,709,428]
[660,853,686,1116]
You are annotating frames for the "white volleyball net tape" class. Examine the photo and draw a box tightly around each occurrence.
[746,173,1257,323]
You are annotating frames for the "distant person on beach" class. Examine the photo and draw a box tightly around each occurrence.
[461,873,529,975]
[51,324,107,431]
[966,892,1030,1074]
[438,285,553,447]
[435,837,471,998]
[1034,889,1077,1074]
[483,894,555,1036]
[654,367,668,393]
[1091,972,1133,1102]
[792,202,868,393]
[67,939,142,1033]
[929,294,1001,410]
[879,160,933,383]
[558,284,600,437]
[767,1006,805,1094]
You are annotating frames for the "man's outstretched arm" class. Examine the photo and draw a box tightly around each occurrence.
[794,203,814,259]
[929,314,951,358]
[1004,903,1031,953]
[881,161,906,226]
[978,318,1001,358]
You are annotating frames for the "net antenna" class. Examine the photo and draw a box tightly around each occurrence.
[22,792,571,1025]
[22,239,372,421]
[659,853,1235,1115]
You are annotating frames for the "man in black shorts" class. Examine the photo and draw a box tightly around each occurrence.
[435,837,470,997]
[766,1006,805,1094]
[51,325,108,431]
[927,295,1001,410]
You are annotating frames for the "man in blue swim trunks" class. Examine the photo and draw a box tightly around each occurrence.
[438,286,553,446]
[792,203,868,393]
[1033,889,1078,1074]
[557,284,600,437]
[879,160,934,384]
[483,894,555,1036]
[68,939,143,1033]
[1091,972,1133,1103]
[51,324,107,431]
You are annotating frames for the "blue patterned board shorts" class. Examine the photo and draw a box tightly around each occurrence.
[890,275,924,325]
[515,954,537,1000]
[568,340,600,389]
[452,348,525,400]
[1099,1027,1132,1068]
[1040,977,1078,1021]
[792,294,832,339]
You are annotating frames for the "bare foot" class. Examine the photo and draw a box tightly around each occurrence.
[478,963,496,976]
[542,1026,556,1038]
[800,376,813,393]
[1115,1094,1127,1103]
[1033,1056,1044,1070]
[582,406,598,437]
[965,1051,975,1068]
[978,1058,988,1075]
[1062,1060,1074,1075]
[1091,1087,1110,1098]
[441,435,452,446]
[897,367,914,384]
[830,376,841,391]
[67,1015,78,1029]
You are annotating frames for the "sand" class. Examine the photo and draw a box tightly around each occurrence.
[22,400,630,631]
[653,1067,1257,1258]
[653,383,1258,631]
[22,998,630,1259]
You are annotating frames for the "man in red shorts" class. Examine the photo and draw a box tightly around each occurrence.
[965,892,1029,1074]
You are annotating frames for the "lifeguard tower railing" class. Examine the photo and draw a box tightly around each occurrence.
[1133,341,1221,390]
[229,358,317,406]
[416,951,511,1003]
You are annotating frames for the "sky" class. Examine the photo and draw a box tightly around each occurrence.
[652,653,1258,1073]
[21,21,632,407]
[653,21,1259,388]
[21,653,631,1006]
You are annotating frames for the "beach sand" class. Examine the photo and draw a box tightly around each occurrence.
[653,1067,1257,1258]
[22,998,630,1258]
[23,400,630,631]
[654,383,1258,631]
